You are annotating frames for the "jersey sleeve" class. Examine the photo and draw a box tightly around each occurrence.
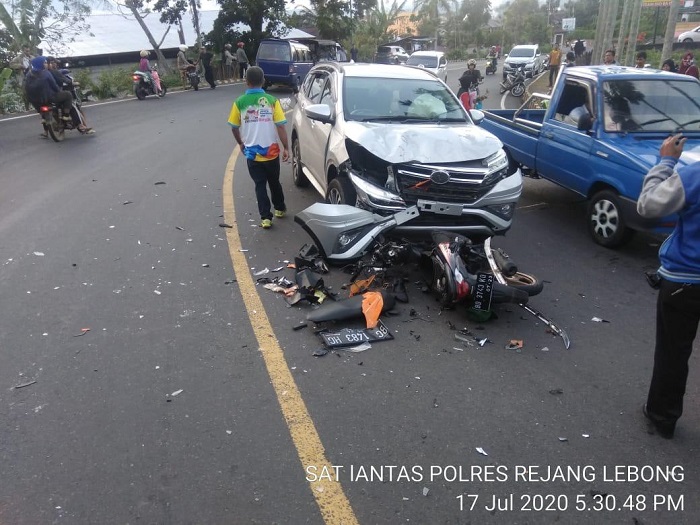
[273,99,286,125]
[227,101,241,128]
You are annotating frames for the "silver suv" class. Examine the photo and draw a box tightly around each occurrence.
[503,44,544,79]
[290,63,522,237]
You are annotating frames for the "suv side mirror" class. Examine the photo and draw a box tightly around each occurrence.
[305,103,335,124]
[469,109,485,125]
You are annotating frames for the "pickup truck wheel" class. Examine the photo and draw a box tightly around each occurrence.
[292,137,309,187]
[326,176,357,206]
[587,190,635,248]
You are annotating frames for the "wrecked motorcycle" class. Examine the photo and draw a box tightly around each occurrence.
[295,203,541,309]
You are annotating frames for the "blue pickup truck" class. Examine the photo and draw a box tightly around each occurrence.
[480,66,700,247]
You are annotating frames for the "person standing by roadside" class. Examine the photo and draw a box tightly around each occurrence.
[635,51,647,68]
[662,58,677,72]
[564,51,575,68]
[199,45,216,89]
[223,43,236,83]
[177,45,193,89]
[350,45,358,63]
[603,49,617,65]
[548,43,562,87]
[678,52,699,79]
[637,134,700,439]
[236,42,249,80]
[227,66,289,229]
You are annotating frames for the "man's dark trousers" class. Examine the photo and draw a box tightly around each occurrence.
[247,157,285,220]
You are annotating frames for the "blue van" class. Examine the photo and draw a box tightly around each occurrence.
[256,39,314,92]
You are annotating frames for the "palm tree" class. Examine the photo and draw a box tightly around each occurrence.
[413,0,453,48]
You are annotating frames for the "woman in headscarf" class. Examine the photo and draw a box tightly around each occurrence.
[661,58,677,73]
[678,52,699,79]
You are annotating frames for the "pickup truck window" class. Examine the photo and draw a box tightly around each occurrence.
[602,79,700,132]
[554,81,593,125]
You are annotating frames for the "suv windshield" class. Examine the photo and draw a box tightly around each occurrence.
[602,79,700,132]
[509,48,535,58]
[406,55,438,68]
[343,77,467,122]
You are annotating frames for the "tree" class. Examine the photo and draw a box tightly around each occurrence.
[414,0,453,46]
[0,0,93,55]
[352,0,406,59]
[212,0,287,57]
[113,0,175,73]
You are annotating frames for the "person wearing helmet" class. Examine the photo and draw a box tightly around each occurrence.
[223,43,236,83]
[458,59,482,107]
[46,56,94,134]
[177,44,195,89]
[23,56,74,136]
[139,50,163,94]
[236,42,249,80]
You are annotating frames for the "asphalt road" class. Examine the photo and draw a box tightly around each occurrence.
[0,73,698,525]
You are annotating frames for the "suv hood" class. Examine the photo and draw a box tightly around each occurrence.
[343,121,502,163]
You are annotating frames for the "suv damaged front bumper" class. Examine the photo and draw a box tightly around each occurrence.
[348,168,523,236]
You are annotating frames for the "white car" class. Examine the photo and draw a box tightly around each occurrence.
[678,25,700,43]
[290,63,523,237]
[404,51,448,83]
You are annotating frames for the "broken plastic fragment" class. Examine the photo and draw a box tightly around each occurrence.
[254,267,270,276]
[591,317,610,323]
[175,226,185,230]
[342,342,372,352]
[475,447,488,456]
[171,389,183,397]
[505,339,523,350]
[33,251,45,257]
[582,433,590,438]
[422,487,429,497]
[154,290,161,295]
[202,264,210,268]
[558,437,568,442]
[73,328,91,337]
[219,223,233,228]
[478,338,489,347]
[313,347,330,357]
[155,181,166,185]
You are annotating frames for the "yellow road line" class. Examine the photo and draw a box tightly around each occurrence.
[223,149,359,525]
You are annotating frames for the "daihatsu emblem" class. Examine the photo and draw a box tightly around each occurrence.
[430,170,450,184]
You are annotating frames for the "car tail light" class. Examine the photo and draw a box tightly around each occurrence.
[132,75,140,81]
[39,105,51,112]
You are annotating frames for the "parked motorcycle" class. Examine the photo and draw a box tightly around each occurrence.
[133,67,167,100]
[485,57,498,75]
[500,65,527,97]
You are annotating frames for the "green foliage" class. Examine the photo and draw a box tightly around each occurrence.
[0,71,25,114]
[93,67,134,99]
[72,68,95,93]
[211,0,288,58]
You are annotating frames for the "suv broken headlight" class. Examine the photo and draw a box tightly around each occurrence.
[482,150,509,185]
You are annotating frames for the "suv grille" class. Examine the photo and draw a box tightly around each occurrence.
[395,162,493,204]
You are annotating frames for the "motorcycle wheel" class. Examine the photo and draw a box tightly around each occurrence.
[46,113,65,142]
[136,87,147,100]
[431,255,456,307]
[491,282,529,305]
[511,83,525,97]
[192,76,199,91]
[504,272,543,297]
[157,84,167,97]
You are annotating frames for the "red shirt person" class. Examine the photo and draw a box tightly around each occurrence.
[678,52,699,79]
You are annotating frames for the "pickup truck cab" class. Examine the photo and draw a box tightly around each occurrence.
[480,66,700,247]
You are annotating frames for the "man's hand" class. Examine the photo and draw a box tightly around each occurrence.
[281,147,289,162]
[661,133,686,158]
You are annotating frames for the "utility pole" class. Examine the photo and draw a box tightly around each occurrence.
[661,0,683,65]
[593,0,614,64]
[601,0,620,60]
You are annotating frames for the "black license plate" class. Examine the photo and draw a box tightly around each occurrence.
[320,320,394,348]
[472,272,494,311]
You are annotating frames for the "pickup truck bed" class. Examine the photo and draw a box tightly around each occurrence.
[479,66,700,247]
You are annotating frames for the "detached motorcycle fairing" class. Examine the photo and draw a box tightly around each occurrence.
[294,203,418,262]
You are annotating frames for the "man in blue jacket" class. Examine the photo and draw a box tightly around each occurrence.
[637,133,700,439]
[24,56,72,118]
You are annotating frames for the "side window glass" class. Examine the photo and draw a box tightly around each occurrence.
[554,81,592,127]
[308,74,327,103]
[319,79,333,105]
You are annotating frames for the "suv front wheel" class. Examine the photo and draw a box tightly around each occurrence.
[326,176,357,206]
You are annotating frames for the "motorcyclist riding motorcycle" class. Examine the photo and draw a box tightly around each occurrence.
[139,50,163,94]
[458,59,483,107]
[486,46,498,72]
[177,45,197,89]
[46,56,93,135]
